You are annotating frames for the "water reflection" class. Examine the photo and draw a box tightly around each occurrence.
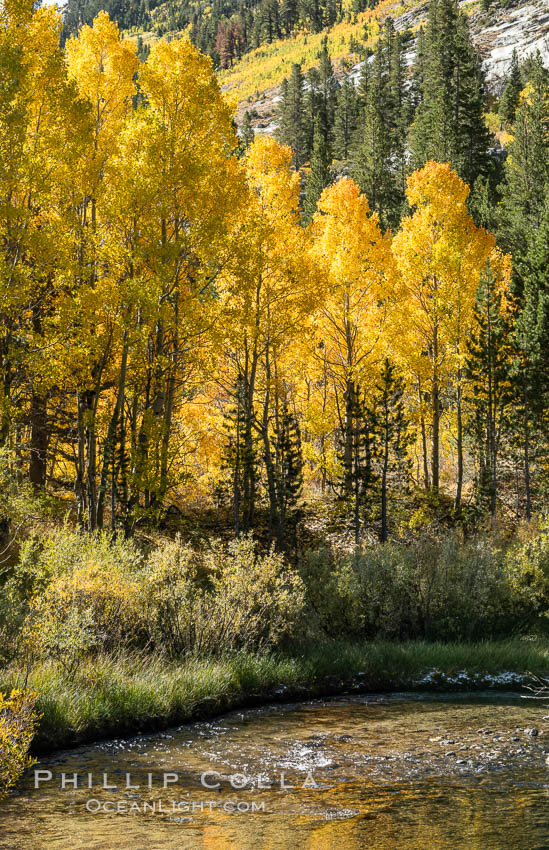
[2,693,549,849]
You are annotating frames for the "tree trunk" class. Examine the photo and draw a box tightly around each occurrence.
[75,393,86,524]
[380,409,389,543]
[29,308,48,490]
[97,333,128,529]
[343,378,355,495]
[262,342,278,543]
[418,380,430,490]
[455,372,463,513]
[431,325,440,493]
[85,391,97,531]
[29,391,48,490]
[524,382,531,520]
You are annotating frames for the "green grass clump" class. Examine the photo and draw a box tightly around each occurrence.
[3,638,548,753]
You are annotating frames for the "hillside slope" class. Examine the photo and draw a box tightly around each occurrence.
[65,0,549,132]
[223,0,549,132]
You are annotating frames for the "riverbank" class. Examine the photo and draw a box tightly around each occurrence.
[3,639,549,753]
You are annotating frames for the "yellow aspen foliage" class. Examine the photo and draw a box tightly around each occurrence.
[0,690,38,799]
[391,161,499,492]
[65,11,138,191]
[305,177,396,486]
[310,177,394,385]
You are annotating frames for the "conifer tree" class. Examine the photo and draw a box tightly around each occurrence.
[337,382,378,544]
[368,359,413,541]
[498,54,549,516]
[272,400,304,549]
[298,0,323,33]
[454,13,492,188]
[499,49,522,126]
[222,374,257,534]
[316,36,338,146]
[466,263,513,516]
[260,0,280,43]
[303,119,332,224]
[239,110,255,155]
[276,63,307,168]
[356,53,370,110]
[499,55,549,259]
[303,66,320,157]
[352,21,405,229]
[510,204,549,517]
[410,0,491,189]
[409,25,425,115]
[518,203,549,400]
[334,77,358,160]
[387,22,407,208]
[280,0,298,35]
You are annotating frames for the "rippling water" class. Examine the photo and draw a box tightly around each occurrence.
[2,693,549,849]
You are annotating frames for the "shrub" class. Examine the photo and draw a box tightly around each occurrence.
[298,547,365,637]
[143,535,305,656]
[140,537,217,656]
[300,533,512,641]
[411,535,510,640]
[21,529,145,673]
[505,516,549,625]
[0,690,38,798]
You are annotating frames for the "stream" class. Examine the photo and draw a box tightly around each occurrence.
[2,692,549,848]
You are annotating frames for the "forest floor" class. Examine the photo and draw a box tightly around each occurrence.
[4,639,549,754]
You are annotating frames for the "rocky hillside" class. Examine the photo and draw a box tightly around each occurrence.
[225,0,549,134]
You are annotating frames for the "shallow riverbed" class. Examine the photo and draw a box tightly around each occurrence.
[2,692,549,849]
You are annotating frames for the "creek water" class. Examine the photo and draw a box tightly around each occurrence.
[2,693,549,849]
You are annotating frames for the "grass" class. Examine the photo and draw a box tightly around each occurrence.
[3,639,549,753]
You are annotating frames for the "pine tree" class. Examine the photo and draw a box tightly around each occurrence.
[498,98,549,519]
[409,25,425,116]
[325,0,338,27]
[303,119,332,224]
[337,382,379,543]
[453,13,492,188]
[367,359,413,541]
[273,400,304,550]
[260,0,280,43]
[410,0,491,188]
[510,203,549,516]
[499,49,522,126]
[280,0,298,35]
[303,66,320,158]
[387,21,407,209]
[222,374,257,534]
[239,109,254,155]
[298,0,323,32]
[356,53,370,110]
[333,77,358,160]
[499,55,549,259]
[518,203,549,399]
[352,21,405,230]
[316,36,338,146]
[276,64,307,168]
[466,263,513,517]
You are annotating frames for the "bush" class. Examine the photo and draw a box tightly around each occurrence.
[140,537,217,656]
[9,528,305,670]
[505,516,549,625]
[21,529,145,674]
[0,690,38,798]
[300,533,513,641]
[143,535,306,656]
[298,547,366,637]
